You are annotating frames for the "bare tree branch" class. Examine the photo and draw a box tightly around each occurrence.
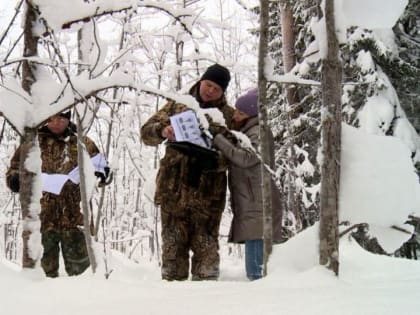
[57,4,194,36]
[391,225,413,235]
[339,223,369,238]
[0,0,24,47]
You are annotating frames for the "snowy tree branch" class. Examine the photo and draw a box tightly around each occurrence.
[0,0,24,47]
[57,4,194,36]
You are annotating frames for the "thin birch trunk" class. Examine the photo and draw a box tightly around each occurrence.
[76,113,97,273]
[19,128,39,268]
[20,1,40,269]
[93,14,128,237]
[76,25,98,273]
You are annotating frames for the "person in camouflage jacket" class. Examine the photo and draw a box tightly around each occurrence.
[141,64,234,281]
[6,111,108,278]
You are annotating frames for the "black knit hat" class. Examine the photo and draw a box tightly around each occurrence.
[200,63,231,92]
[59,110,71,120]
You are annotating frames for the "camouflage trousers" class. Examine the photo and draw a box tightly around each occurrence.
[160,206,222,281]
[41,228,90,278]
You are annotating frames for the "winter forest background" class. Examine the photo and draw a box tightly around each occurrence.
[0,0,420,314]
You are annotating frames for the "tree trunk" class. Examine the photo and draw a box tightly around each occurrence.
[76,26,98,273]
[22,1,37,94]
[90,19,123,237]
[319,0,342,276]
[76,113,97,273]
[280,1,299,106]
[20,1,41,269]
[175,40,184,90]
[20,127,40,268]
[280,1,302,232]
[258,0,273,277]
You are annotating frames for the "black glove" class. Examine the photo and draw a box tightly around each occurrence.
[7,174,20,193]
[95,167,112,187]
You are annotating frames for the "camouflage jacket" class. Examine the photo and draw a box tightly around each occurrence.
[141,83,234,215]
[6,125,100,232]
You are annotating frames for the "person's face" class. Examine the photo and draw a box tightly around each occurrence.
[47,115,69,135]
[231,109,250,130]
[199,80,224,102]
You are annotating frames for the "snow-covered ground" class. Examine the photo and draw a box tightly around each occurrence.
[1,1,419,314]
[2,121,420,315]
[1,224,420,315]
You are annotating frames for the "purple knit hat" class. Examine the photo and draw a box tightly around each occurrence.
[235,88,258,117]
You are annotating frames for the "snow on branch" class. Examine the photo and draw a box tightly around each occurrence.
[263,54,321,86]
[0,67,204,136]
[32,0,195,36]
[267,72,321,87]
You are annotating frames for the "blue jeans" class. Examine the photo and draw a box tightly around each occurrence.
[245,239,263,280]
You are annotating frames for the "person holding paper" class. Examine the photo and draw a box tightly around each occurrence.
[209,88,283,280]
[6,111,110,278]
[141,63,234,281]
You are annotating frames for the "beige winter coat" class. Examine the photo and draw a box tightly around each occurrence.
[213,116,283,243]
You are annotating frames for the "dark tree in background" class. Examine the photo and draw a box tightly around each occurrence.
[319,0,341,275]
[258,0,274,276]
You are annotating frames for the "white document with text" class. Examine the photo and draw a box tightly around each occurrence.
[170,110,210,148]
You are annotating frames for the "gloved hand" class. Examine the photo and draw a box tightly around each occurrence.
[7,174,20,193]
[204,113,228,136]
[208,122,229,137]
[95,166,112,187]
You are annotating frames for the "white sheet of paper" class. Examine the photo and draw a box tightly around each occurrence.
[170,110,210,148]
[91,153,108,172]
[68,153,107,184]
[67,166,80,184]
[42,154,108,194]
[41,173,69,195]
